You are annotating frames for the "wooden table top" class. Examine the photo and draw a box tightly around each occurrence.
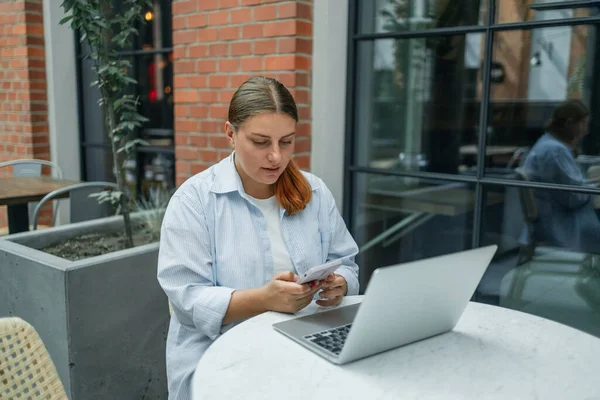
[459,145,519,156]
[0,176,80,206]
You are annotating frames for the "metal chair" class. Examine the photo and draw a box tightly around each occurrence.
[32,181,119,230]
[514,167,594,265]
[514,168,538,263]
[0,159,63,179]
[502,169,599,327]
[0,159,64,227]
[507,147,530,169]
[0,317,68,400]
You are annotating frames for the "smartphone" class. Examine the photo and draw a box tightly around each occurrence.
[296,259,343,285]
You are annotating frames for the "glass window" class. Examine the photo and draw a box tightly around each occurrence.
[496,0,598,24]
[137,0,173,49]
[353,35,484,175]
[137,151,175,199]
[79,57,109,146]
[477,184,600,337]
[110,0,172,50]
[350,0,600,336]
[358,0,489,33]
[483,25,599,184]
[352,173,476,287]
[136,53,174,130]
[83,148,114,182]
[77,0,174,195]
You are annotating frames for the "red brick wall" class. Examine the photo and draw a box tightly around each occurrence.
[172,0,313,185]
[567,24,589,99]
[0,0,52,229]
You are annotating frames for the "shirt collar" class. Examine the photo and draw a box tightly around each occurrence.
[543,132,572,152]
[209,152,320,195]
[209,152,243,194]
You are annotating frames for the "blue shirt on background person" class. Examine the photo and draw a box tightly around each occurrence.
[521,132,600,254]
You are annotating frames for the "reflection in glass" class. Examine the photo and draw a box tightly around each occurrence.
[496,0,598,24]
[79,56,110,146]
[109,0,172,50]
[354,34,484,174]
[358,0,488,33]
[484,25,598,176]
[138,152,175,199]
[477,184,600,338]
[111,0,173,50]
[84,148,115,183]
[136,53,174,130]
[518,100,600,254]
[77,0,174,192]
[352,174,477,288]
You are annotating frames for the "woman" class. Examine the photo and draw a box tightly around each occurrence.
[157,76,359,398]
[521,99,600,253]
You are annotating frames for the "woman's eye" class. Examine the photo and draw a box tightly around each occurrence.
[280,141,292,146]
[253,141,268,146]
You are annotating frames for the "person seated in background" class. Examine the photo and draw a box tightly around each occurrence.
[521,99,600,254]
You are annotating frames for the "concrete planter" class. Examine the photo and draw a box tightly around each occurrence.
[0,214,168,399]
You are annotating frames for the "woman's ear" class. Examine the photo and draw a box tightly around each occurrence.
[225,121,235,148]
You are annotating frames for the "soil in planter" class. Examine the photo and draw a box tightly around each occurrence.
[41,226,156,261]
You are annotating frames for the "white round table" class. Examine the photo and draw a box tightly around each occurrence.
[191,296,600,400]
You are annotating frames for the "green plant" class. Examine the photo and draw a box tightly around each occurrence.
[59,0,151,248]
[134,188,173,241]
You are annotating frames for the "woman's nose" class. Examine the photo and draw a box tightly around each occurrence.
[268,147,282,163]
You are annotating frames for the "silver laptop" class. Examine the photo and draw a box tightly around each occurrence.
[272,245,497,364]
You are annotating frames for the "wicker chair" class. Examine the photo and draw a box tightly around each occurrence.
[0,317,68,400]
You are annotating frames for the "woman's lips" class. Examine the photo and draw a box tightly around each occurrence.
[262,167,280,173]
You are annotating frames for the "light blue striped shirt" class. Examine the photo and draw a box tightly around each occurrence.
[157,154,360,399]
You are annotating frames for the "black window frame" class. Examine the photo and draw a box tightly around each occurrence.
[343,0,600,254]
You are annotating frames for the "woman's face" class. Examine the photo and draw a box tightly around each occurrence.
[225,112,296,198]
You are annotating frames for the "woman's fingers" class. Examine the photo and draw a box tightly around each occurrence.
[316,296,342,307]
[319,286,344,299]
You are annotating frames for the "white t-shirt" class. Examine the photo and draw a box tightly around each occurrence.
[248,196,296,275]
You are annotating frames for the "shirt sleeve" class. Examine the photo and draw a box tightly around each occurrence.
[157,192,234,340]
[319,181,360,296]
[548,148,591,210]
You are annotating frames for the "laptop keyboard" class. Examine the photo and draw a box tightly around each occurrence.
[303,324,352,355]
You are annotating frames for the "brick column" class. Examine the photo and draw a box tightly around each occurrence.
[0,0,51,229]
[172,0,313,185]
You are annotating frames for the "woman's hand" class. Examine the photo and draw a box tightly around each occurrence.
[316,274,348,307]
[260,271,324,313]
